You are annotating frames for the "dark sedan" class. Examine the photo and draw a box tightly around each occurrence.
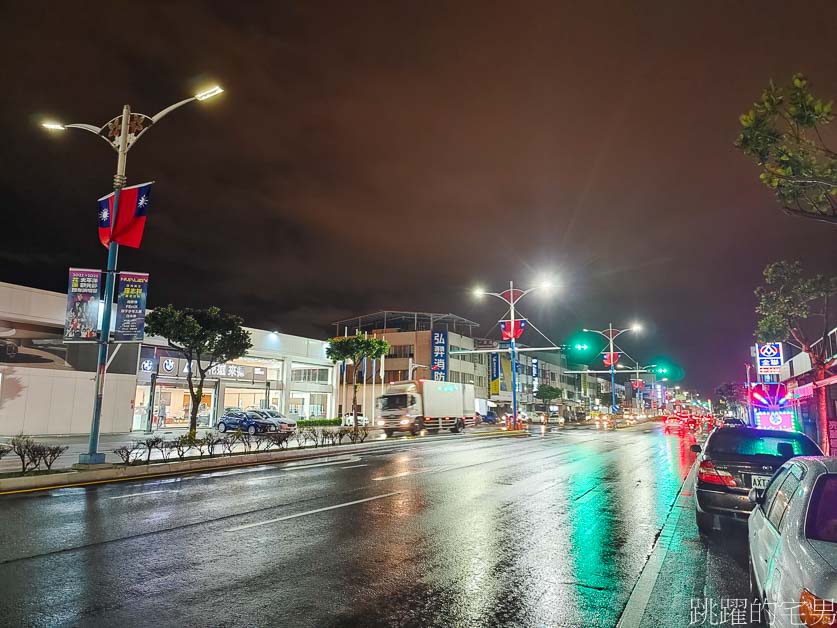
[217,410,277,435]
[691,426,822,533]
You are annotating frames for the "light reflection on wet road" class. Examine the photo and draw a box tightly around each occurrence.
[0,423,715,627]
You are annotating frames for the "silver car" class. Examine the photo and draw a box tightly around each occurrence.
[748,456,837,627]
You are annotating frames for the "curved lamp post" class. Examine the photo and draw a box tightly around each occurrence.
[474,280,552,430]
[43,86,224,464]
[583,323,641,416]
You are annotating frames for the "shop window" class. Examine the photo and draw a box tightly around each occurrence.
[290,366,331,383]
[387,345,415,359]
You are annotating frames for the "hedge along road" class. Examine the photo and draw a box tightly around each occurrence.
[0,424,695,628]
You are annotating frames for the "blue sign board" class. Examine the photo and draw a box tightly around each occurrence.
[431,331,448,381]
[756,343,783,376]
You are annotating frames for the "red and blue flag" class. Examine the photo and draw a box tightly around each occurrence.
[97,181,153,249]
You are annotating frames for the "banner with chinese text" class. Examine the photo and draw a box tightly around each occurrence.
[114,272,149,342]
[63,268,101,342]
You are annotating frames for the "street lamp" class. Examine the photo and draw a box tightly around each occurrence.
[582,324,641,416]
[473,279,552,429]
[43,86,224,465]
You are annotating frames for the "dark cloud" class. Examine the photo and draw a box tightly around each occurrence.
[1,1,836,393]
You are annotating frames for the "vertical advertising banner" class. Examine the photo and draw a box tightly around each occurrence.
[63,268,101,341]
[490,353,500,395]
[114,272,149,342]
[431,331,448,381]
[532,358,539,394]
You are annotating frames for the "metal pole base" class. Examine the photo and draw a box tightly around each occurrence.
[78,452,106,465]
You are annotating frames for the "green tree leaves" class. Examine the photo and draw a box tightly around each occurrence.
[736,74,837,224]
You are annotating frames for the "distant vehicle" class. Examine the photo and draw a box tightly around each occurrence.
[691,426,822,533]
[483,411,499,424]
[721,417,747,427]
[342,413,369,427]
[748,457,837,627]
[0,339,18,361]
[217,410,277,435]
[247,408,297,432]
[595,416,615,430]
[538,412,565,425]
[664,416,684,433]
[376,380,475,436]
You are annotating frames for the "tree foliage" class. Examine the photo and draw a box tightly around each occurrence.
[146,305,252,435]
[736,73,837,224]
[714,381,745,414]
[755,261,836,453]
[326,333,389,431]
[534,384,562,405]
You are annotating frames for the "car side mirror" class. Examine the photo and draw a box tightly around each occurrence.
[748,487,764,505]
[690,444,701,453]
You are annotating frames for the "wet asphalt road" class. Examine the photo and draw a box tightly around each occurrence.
[0,423,747,627]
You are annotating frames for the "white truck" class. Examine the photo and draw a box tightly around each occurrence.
[377,380,476,437]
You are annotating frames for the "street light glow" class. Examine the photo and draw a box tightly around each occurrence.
[195,85,224,101]
[631,322,643,332]
[42,122,65,131]
[472,286,485,297]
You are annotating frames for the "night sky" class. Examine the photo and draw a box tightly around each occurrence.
[2,2,836,394]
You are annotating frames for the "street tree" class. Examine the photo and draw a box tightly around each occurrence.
[714,381,746,417]
[736,73,837,224]
[326,333,389,432]
[534,384,562,410]
[755,261,837,453]
[146,305,252,436]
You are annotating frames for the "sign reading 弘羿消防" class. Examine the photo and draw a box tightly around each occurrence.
[63,268,101,342]
[114,272,149,342]
[431,331,448,382]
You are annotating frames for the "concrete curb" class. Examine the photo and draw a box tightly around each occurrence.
[0,445,377,495]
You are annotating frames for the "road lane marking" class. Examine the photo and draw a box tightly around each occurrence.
[341,464,368,469]
[372,467,445,481]
[616,463,697,628]
[225,491,403,532]
[109,490,177,500]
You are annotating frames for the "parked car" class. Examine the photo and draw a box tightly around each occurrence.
[483,411,499,424]
[748,457,837,627]
[217,410,277,435]
[691,427,822,533]
[0,338,18,361]
[246,408,297,432]
[342,413,369,427]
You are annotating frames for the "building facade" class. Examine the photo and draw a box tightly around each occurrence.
[0,281,338,436]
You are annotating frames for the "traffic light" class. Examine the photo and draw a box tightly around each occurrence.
[566,332,604,364]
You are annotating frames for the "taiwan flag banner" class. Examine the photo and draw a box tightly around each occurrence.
[500,319,527,340]
[603,352,620,367]
[97,181,154,249]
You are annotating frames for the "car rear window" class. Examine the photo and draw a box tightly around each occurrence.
[706,431,820,457]
[807,475,837,543]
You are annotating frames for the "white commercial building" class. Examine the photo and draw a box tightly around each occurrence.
[0,281,338,436]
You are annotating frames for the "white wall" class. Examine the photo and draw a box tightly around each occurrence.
[0,366,135,435]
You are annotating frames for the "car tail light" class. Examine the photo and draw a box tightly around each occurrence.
[697,460,737,487]
[799,589,837,627]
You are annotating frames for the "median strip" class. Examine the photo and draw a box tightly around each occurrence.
[225,491,403,532]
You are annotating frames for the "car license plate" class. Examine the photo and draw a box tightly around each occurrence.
[751,475,771,490]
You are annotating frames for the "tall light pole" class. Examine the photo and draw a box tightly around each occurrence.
[474,280,552,430]
[583,323,642,415]
[43,85,224,464]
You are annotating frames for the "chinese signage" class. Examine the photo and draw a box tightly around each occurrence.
[489,353,512,401]
[63,268,101,341]
[156,357,266,382]
[475,338,499,350]
[431,331,448,381]
[532,358,539,393]
[114,272,149,342]
[756,343,783,375]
